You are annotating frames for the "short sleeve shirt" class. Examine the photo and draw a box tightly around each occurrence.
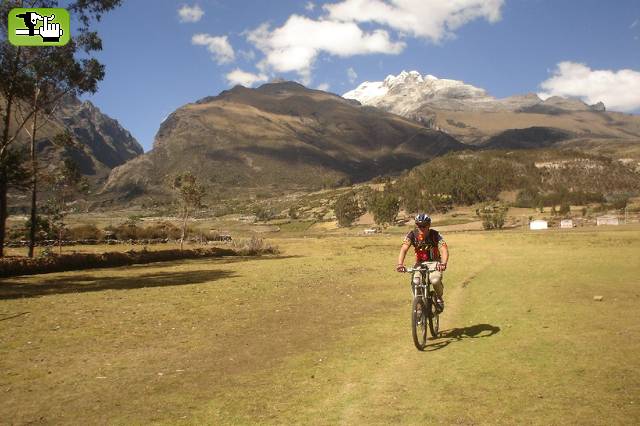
[403,228,445,262]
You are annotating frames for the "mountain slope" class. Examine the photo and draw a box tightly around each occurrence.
[393,149,640,213]
[482,127,574,150]
[103,82,466,202]
[344,71,640,159]
[5,96,143,185]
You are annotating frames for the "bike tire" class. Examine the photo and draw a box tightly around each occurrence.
[411,296,427,350]
[427,295,440,338]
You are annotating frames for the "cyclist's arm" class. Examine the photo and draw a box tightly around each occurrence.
[438,242,449,270]
[397,242,410,268]
[440,242,449,264]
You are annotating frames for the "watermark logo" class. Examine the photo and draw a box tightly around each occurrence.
[8,8,70,46]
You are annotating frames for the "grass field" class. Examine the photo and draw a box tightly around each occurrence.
[1,226,639,424]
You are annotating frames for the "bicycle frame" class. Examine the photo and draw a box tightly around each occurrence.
[408,261,438,299]
[406,261,440,349]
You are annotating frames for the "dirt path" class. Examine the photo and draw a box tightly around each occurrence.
[335,260,493,424]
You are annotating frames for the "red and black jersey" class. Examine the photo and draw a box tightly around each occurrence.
[403,228,445,262]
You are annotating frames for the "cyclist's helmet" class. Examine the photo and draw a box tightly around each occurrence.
[414,213,431,226]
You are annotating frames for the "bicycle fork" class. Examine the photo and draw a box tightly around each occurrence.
[412,271,429,299]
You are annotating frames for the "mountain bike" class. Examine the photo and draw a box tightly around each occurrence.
[406,262,441,350]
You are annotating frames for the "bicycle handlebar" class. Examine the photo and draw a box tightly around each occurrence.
[403,262,440,273]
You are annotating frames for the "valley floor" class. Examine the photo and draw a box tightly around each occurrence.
[1,226,639,424]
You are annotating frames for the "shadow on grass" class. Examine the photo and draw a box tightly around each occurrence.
[425,323,501,351]
[0,269,238,300]
[0,256,299,300]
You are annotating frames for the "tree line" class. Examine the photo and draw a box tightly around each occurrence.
[333,149,639,229]
[1,2,211,257]
[0,0,122,257]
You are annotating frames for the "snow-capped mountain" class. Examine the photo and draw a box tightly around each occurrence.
[341,70,629,147]
[343,70,495,113]
[343,70,601,114]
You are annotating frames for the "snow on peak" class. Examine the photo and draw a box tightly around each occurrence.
[343,70,491,114]
[383,70,428,87]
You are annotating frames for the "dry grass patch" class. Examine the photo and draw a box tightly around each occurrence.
[1,228,639,424]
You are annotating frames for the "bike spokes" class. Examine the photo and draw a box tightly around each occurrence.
[427,295,440,338]
[412,297,427,350]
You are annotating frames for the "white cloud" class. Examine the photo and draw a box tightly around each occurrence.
[347,67,358,83]
[192,34,235,64]
[324,0,504,42]
[178,4,204,23]
[226,68,268,87]
[246,15,404,81]
[316,83,330,91]
[236,0,503,84]
[631,19,638,29]
[539,62,640,112]
[239,49,256,61]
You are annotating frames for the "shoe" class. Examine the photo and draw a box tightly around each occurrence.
[435,297,444,313]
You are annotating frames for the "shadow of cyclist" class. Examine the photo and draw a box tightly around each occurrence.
[425,323,500,351]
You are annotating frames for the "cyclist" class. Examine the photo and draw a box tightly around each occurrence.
[396,213,449,310]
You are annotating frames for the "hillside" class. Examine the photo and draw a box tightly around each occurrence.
[4,96,143,185]
[102,82,465,203]
[392,149,640,213]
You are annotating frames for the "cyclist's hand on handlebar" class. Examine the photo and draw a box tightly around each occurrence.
[396,264,406,273]
[437,262,447,272]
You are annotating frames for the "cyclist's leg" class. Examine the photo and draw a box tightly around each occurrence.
[412,268,421,293]
[430,270,444,299]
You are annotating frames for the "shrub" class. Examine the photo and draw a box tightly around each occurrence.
[288,206,298,219]
[479,204,508,230]
[334,192,362,227]
[232,236,280,256]
[254,205,276,221]
[367,191,399,226]
[23,215,54,241]
[0,247,238,279]
[559,203,571,216]
[607,194,630,210]
[113,223,141,240]
[138,222,182,239]
[68,224,103,240]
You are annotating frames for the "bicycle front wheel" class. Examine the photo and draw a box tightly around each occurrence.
[411,296,427,350]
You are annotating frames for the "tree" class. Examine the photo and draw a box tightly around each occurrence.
[288,206,298,220]
[42,158,87,254]
[26,131,78,256]
[608,194,629,210]
[172,172,205,250]
[0,0,122,257]
[254,205,275,222]
[479,204,508,230]
[559,202,571,216]
[368,191,399,227]
[333,192,362,227]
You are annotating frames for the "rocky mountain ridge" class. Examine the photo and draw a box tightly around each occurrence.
[343,71,640,153]
[343,70,605,114]
[102,81,466,203]
[57,97,143,171]
[6,95,143,186]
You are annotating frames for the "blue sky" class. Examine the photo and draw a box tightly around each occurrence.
[83,0,640,152]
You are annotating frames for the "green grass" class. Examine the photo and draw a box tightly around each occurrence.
[1,227,639,424]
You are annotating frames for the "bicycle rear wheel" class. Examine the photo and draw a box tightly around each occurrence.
[411,296,427,350]
[427,295,440,338]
